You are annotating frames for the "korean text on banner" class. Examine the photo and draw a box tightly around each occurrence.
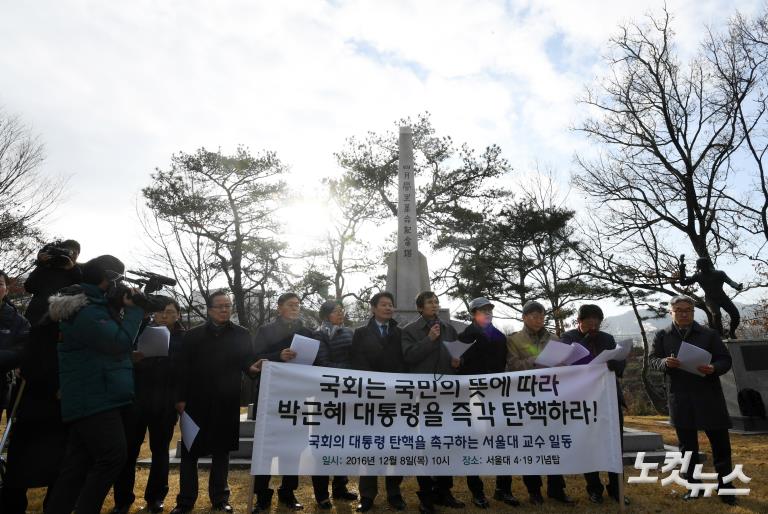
[251,363,622,477]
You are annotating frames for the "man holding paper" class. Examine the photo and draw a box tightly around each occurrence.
[458,297,520,509]
[506,300,574,506]
[561,304,628,506]
[252,292,317,512]
[171,291,263,514]
[649,294,736,504]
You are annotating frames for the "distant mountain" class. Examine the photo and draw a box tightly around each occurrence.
[601,303,759,339]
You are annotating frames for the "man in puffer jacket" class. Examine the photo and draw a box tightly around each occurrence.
[45,255,145,514]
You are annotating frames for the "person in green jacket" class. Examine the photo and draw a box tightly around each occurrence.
[45,255,145,514]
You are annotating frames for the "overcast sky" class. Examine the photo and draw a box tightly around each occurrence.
[1,0,763,319]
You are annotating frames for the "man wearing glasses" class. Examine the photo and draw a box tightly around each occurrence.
[171,291,264,514]
[251,292,316,512]
[650,294,736,505]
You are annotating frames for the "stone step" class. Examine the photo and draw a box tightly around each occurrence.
[622,428,665,452]
[239,418,255,437]
[174,437,253,459]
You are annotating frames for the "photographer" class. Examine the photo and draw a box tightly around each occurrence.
[0,270,29,418]
[44,255,145,514]
[24,239,81,326]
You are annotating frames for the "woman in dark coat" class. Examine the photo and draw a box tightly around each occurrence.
[311,300,358,509]
[112,297,186,513]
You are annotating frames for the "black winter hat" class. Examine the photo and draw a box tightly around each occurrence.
[82,255,125,285]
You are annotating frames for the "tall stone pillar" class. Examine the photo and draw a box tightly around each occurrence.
[386,126,433,324]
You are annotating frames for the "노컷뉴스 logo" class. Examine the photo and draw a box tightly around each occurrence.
[628,451,751,497]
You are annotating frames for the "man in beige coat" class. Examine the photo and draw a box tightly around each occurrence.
[505,301,576,506]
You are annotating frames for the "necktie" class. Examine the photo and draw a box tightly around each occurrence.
[380,324,388,337]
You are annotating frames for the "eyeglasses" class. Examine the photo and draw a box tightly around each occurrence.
[672,308,694,314]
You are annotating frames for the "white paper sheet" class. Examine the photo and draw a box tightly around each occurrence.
[590,338,633,365]
[443,340,475,359]
[136,325,170,357]
[535,340,574,367]
[677,341,712,377]
[180,411,200,451]
[289,334,321,365]
[535,340,594,367]
[563,343,591,365]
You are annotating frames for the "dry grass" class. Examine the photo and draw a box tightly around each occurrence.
[11,415,766,513]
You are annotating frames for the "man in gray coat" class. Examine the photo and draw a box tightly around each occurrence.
[401,291,463,514]
[649,294,736,505]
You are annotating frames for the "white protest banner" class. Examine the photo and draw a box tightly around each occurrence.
[251,363,622,476]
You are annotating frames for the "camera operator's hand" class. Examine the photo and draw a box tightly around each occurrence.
[175,401,186,414]
[122,288,141,308]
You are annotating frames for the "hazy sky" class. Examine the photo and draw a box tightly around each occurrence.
[1,0,763,318]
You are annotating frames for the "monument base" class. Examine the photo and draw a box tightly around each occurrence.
[721,339,768,435]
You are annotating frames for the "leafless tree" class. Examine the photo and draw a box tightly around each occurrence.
[0,109,65,277]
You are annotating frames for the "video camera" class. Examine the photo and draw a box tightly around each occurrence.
[38,241,76,269]
[107,270,177,312]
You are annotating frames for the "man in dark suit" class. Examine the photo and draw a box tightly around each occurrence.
[401,291,464,514]
[649,294,736,505]
[560,304,627,506]
[350,292,407,513]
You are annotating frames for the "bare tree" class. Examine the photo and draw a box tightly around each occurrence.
[0,108,65,276]
[322,177,382,302]
[575,8,749,263]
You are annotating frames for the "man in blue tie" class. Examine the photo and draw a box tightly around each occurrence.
[350,292,407,512]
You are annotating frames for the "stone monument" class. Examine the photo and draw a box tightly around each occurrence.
[720,339,768,432]
[385,126,450,325]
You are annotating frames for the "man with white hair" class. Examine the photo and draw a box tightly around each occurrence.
[650,294,736,505]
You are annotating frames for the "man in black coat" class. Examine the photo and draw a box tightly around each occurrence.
[457,297,520,509]
[649,294,736,505]
[251,292,316,513]
[350,292,407,513]
[561,304,627,506]
[170,291,262,514]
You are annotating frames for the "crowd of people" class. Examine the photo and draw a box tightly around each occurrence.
[0,241,739,513]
